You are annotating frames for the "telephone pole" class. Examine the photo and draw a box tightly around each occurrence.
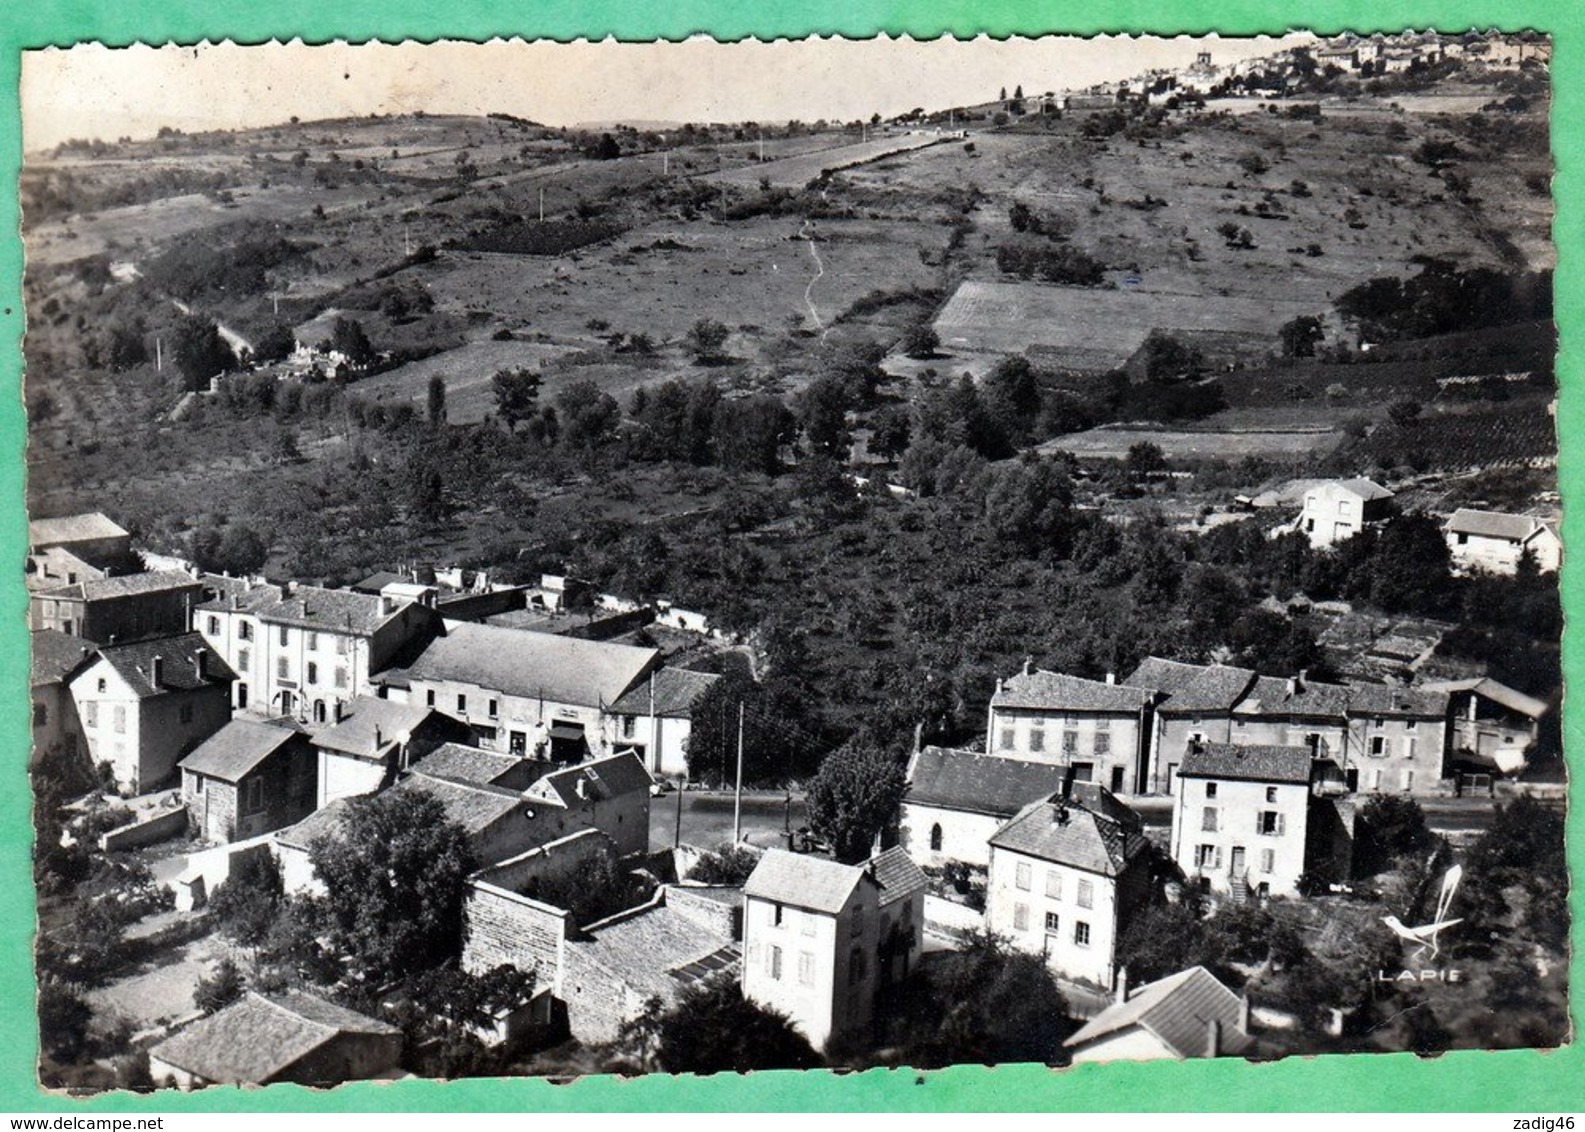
[732,701,745,843]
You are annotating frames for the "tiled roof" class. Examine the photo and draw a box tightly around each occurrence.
[904,747,1074,818]
[1122,657,1213,698]
[313,696,439,758]
[743,849,866,915]
[989,788,1149,877]
[869,846,927,907]
[1344,683,1449,718]
[992,670,1154,713]
[179,719,302,783]
[254,585,410,635]
[38,569,199,602]
[408,743,537,788]
[29,512,127,547]
[1064,966,1254,1058]
[351,571,413,594]
[1445,508,1553,541]
[1334,478,1394,501]
[1140,662,1257,715]
[397,773,524,835]
[526,752,653,807]
[194,578,283,613]
[1419,677,1547,719]
[1236,676,1351,719]
[571,899,739,999]
[148,991,397,1085]
[84,632,236,698]
[403,622,658,709]
[276,797,352,851]
[1178,743,1313,784]
[30,629,92,686]
[608,668,722,718]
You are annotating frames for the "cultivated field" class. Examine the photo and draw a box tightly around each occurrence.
[708,133,952,187]
[1039,423,1344,460]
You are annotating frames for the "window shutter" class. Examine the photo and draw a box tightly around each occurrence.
[1277,813,1286,836]
[1256,811,1264,833]
[1214,846,1223,869]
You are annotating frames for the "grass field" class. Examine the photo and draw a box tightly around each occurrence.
[1039,423,1344,460]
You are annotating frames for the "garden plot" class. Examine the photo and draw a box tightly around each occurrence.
[1039,424,1343,461]
[933,279,1317,368]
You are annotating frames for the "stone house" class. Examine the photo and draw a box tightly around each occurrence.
[27,512,134,592]
[897,745,1074,869]
[309,695,472,808]
[180,719,317,843]
[1170,744,1315,901]
[1444,509,1561,575]
[1343,684,1450,794]
[1286,478,1394,550]
[985,780,1151,990]
[605,667,721,778]
[67,632,236,793]
[30,629,90,773]
[740,847,926,1051]
[985,665,1157,794]
[31,570,203,644]
[1124,658,1258,794]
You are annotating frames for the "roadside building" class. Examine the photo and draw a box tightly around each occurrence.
[180,719,317,843]
[310,696,473,808]
[1286,479,1394,550]
[897,745,1074,868]
[31,569,203,644]
[985,780,1151,989]
[985,665,1156,794]
[605,667,722,778]
[148,991,401,1088]
[1343,684,1450,794]
[31,629,91,772]
[67,632,236,793]
[1443,509,1561,575]
[1065,966,1254,1063]
[1171,744,1313,901]
[740,847,927,1050]
[1123,658,1257,794]
[1421,676,1547,780]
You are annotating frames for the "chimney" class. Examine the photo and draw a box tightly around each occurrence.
[1105,671,1116,685]
[1115,966,1130,1005]
[1286,676,1298,697]
[150,655,164,689]
[912,721,923,755]
[231,595,241,611]
[298,599,308,617]
[575,777,589,800]
[193,648,208,680]
[373,724,383,750]
[282,580,293,597]
[1206,1018,1222,1058]
[1023,656,1034,676]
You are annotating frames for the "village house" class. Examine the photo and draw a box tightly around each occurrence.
[740,847,927,1050]
[1443,509,1561,575]
[604,667,721,778]
[520,751,654,859]
[26,511,135,592]
[1343,684,1450,794]
[31,569,204,644]
[1421,676,1547,780]
[1064,966,1254,1063]
[1285,478,1395,550]
[1124,657,1258,794]
[309,695,473,808]
[148,991,402,1088]
[381,621,660,762]
[179,719,317,843]
[194,579,440,719]
[30,629,90,772]
[897,745,1074,869]
[986,665,1157,794]
[985,780,1151,990]
[67,632,236,794]
[1170,744,1315,901]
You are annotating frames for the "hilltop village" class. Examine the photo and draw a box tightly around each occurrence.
[24,31,1564,1088]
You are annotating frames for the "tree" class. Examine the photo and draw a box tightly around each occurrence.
[1135,331,1203,383]
[1126,441,1168,478]
[614,974,821,1074]
[207,846,285,945]
[587,132,622,160]
[556,380,621,448]
[687,843,762,885]
[1355,795,1437,876]
[805,744,907,863]
[308,789,477,985]
[686,318,731,363]
[253,321,297,364]
[1279,315,1324,358]
[427,374,448,427]
[215,524,270,576]
[193,958,246,1015]
[329,316,375,368]
[491,367,541,433]
[900,323,939,359]
[1388,399,1422,428]
[38,977,92,1064]
[798,373,852,459]
[866,404,912,461]
[171,314,237,389]
[714,396,797,475]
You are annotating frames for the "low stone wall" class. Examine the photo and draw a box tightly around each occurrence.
[100,806,189,852]
[924,893,984,938]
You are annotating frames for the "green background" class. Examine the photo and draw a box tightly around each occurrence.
[0,0,1578,1112]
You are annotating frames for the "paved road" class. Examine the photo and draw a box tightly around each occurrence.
[648,789,808,854]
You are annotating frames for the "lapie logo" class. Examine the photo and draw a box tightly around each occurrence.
[1376,864,1465,984]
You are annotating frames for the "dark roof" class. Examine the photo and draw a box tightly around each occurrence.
[1065,966,1254,1058]
[397,773,524,835]
[1445,508,1551,541]
[1125,658,1255,715]
[1344,683,1449,718]
[37,569,199,602]
[608,667,722,717]
[570,900,739,999]
[254,584,411,635]
[1332,478,1393,501]
[29,512,127,547]
[1236,676,1351,719]
[988,787,1148,876]
[313,697,440,758]
[525,752,653,807]
[148,991,397,1085]
[992,669,1154,713]
[743,849,868,915]
[1178,743,1313,784]
[31,629,92,686]
[1122,657,1207,697]
[275,797,351,851]
[194,578,283,613]
[82,632,236,698]
[870,846,927,907]
[403,622,658,709]
[179,719,302,783]
[408,743,536,788]
[350,571,413,594]
[904,747,1074,818]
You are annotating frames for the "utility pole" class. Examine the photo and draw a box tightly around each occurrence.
[155,337,162,372]
[662,152,669,175]
[732,701,745,843]
[758,130,764,163]
[674,774,685,849]
[539,187,545,223]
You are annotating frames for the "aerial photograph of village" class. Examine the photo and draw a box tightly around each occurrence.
[19,31,1564,1091]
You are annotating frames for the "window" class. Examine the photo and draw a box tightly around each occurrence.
[1371,736,1387,757]
[798,951,815,986]
[31,702,46,729]
[179,703,193,724]
[336,637,349,657]
[1094,732,1110,755]
[246,777,265,813]
[1015,862,1032,890]
[334,668,347,689]
[112,705,126,735]
[488,699,499,718]
[767,945,782,981]
[801,912,816,938]
[1258,810,1285,836]
[307,632,319,651]
[426,690,436,708]
[1201,806,1219,832]
[1044,911,1061,934]
[1074,921,1091,947]
[1013,902,1029,931]
[237,648,251,673]
[306,662,318,685]
[1195,844,1220,869]
[848,947,865,985]
[1063,731,1078,754]
[1260,849,1275,874]
[192,774,204,795]
[85,702,98,728]
[237,683,248,710]
[1338,498,1354,516]
[999,727,1015,751]
[457,694,468,714]
[239,622,253,642]
[96,678,107,694]
[1205,782,1218,798]
[1235,719,1246,729]
[1077,879,1094,909]
[1404,770,1415,791]
[314,700,327,724]
[279,626,290,647]
[1095,715,1110,731]
[1266,786,1278,803]
[1045,871,1062,900]
[851,908,864,938]
[277,656,289,679]
[772,903,784,927]
[207,616,220,635]
[1028,725,1044,753]
[929,824,943,852]
[1373,717,1386,729]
